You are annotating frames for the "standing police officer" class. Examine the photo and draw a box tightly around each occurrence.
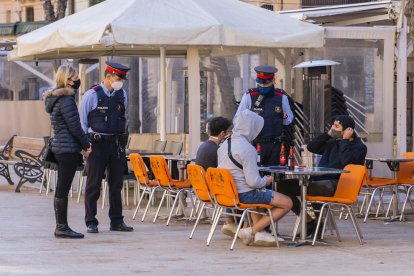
[79,61,133,233]
[235,65,294,166]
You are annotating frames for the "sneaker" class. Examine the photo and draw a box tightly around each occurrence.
[238,227,254,245]
[254,231,279,247]
[221,224,237,237]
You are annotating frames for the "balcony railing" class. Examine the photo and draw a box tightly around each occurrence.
[302,0,377,8]
[0,21,48,37]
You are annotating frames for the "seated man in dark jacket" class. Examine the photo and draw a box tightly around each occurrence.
[306,115,367,235]
[307,115,367,195]
[278,115,367,236]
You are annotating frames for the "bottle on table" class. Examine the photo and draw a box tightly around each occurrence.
[279,143,286,166]
[288,146,295,170]
[256,143,262,166]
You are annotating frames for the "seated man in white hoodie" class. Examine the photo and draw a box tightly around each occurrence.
[217,109,292,246]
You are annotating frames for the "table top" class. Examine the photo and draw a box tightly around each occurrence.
[259,166,348,176]
[127,149,173,156]
[365,157,414,162]
[163,155,194,162]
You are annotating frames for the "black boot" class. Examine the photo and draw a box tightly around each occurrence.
[54,197,84,239]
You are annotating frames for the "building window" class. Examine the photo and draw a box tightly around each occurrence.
[261,4,274,11]
[26,7,34,22]
[6,10,11,23]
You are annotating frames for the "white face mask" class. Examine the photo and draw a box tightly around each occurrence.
[111,81,123,91]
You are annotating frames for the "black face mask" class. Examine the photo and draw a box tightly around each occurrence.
[70,79,81,90]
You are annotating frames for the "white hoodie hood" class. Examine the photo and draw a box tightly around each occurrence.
[232,109,264,142]
[217,109,266,193]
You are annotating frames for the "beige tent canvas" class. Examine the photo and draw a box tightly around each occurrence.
[8,0,325,156]
[9,0,324,61]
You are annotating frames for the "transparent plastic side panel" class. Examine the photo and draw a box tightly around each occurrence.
[0,55,53,101]
[308,38,384,143]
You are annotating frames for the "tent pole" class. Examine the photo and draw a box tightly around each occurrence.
[187,47,201,157]
[160,46,167,142]
[396,17,407,156]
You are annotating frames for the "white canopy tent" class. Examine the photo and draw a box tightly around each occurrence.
[9,0,325,156]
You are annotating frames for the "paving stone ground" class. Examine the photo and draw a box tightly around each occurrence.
[1,178,414,275]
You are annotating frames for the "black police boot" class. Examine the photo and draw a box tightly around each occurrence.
[54,197,84,239]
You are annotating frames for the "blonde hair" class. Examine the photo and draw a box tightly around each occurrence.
[55,65,76,88]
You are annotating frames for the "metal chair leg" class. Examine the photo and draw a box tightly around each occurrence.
[77,175,85,203]
[348,206,363,245]
[40,168,48,194]
[268,209,279,248]
[166,191,181,226]
[133,186,148,220]
[230,210,247,250]
[189,202,206,239]
[327,207,341,242]
[142,188,156,222]
[364,187,379,222]
[291,214,301,241]
[400,185,413,221]
[206,207,223,246]
[46,169,53,195]
[153,190,167,224]
[312,203,327,246]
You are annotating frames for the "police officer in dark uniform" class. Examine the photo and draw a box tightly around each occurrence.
[235,65,294,166]
[79,61,133,233]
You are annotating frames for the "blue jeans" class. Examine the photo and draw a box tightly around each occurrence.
[238,188,273,204]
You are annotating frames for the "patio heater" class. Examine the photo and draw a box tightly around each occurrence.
[293,60,340,141]
[293,60,340,166]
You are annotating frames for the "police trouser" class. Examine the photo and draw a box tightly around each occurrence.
[85,140,125,226]
[258,142,281,166]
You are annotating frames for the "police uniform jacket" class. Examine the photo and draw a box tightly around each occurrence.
[44,87,90,154]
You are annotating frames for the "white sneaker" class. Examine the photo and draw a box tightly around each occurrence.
[238,227,254,245]
[221,224,237,237]
[254,231,280,247]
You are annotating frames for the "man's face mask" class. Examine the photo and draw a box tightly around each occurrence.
[110,76,124,91]
[258,86,273,95]
[331,129,342,139]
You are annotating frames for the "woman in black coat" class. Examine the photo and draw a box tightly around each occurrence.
[44,65,91,239]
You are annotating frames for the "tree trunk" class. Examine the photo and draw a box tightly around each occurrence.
[405,0,414,39]
[56,0,68,20]
[210,57,237,119]
[43,0,56,22]
[43,0,68,22]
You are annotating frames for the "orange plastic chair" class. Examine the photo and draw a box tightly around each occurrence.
[150,155,192,226]
[186,164,217,239]
[362,154,414,222]
[129,153,160,222]
[306,164,367,245]
[362,163,398,222]
[397,152,414,221]
[205,168,279,250]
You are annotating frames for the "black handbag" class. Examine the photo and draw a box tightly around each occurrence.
[42,138,56,163]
